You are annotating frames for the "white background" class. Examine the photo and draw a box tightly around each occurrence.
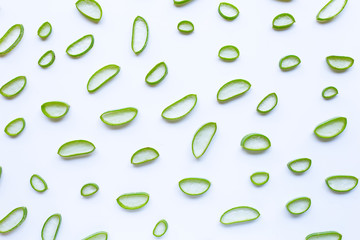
[0,0,359,239]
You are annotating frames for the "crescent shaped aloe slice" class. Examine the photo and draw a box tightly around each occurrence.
[322,86,338,99]
[41,213,61,240]
[177,20,194,34]
[218,2,239,21]
[326,56,354,71]
[217,79,251,102]
[153,219,168,237]
[325,175,358,192]
[279,55,301,70]
[173,0,192,6]
[218,45,239,61]
[273,13,295,29]
[38,22,52,39]
[5,118,25,137]
[287,158,311,174]
[66,34,94,58]
[257,93,278,114]
[0,207,27,233]
[314,117,347,139]
[145,62,168,85]
[87,64,120,93]
[38,50,55,68]
[131,147,159,165]
[179,178,211,196]
[241,133,271,151]
[0,24,24,56]
[316,0,347,22]
[82,231,108,240]
[116,192,150,210]
[100,107,137,126]
[75,0,102,22]
[0,76,26,98]
[286,197,311,215]
[132,16,149,55]
[192,122,217,158]
[30,174,48,192]
[250,172,269,186]
[162,94,197,121]
[81,183,99,196]
[57,140,95,158]
[41,101,70,119]
[306,231,342,240]
[220,206,260,225]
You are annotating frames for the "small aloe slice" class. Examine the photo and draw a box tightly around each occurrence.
[66,34,94,58]
[179,178,211,196]
[250,172,269,186]
[220,206,260,225]
[306,231,342,240]
[322,86,338,99]
[100,107,137,126]
[153,219,168,237]
[0,24,24,55]
[81,183,99,196]
[326,56,354,71]
[5,118,25,137]
[273,13,295,29]
[87,64,120,93]
[257,93,278,114]
[218,45,239,61]
[41,213,61,240]
[279,55,301,70]
[0,76,26,98]
[38,50,55,68]
[41,101,70,119]
[241,133,271,151]
[325,175,358,192]
[174,0,192,6]
[116,192,150,210]
[145,62,168,85]
[76,0,102,22]
[286,197,311,215]
[177,21,194,34]
[82,231,108,240]
[217,79,251,102]
[38,22,52,39]
[218,2,239,21]
[0,207,27,233]
[192,122,217,158]
[30,174,48,192]
[316,0,347,22]
[314,117,347,139]
[287,158,311,173]
[58,140,95,158]
[131,147,159,165]
[162,94,197,121]
[132,16,149,55]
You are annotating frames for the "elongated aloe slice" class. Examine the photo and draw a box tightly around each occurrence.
[326,56,354,71]
[131,147,159,165]
[177,20,194,34]
[76,0,102,22]
[316,0,347,22]
[218,2,239,21]
[87,64,120,93]
[286,197,311,215]
[132,16,149,55]
[4,118,25,137]
[145,62,168,85]
[0,166,2,178]
[58,140,95,158]
[100,107,137,126]
[116,192,150,210]
[66,34,94,58]
[162,94,197,121]
[179,178,211,196]
[38,50,55,68]
[38,22,52,39]
[174,0,192,6]
[41,101,70,119]
[257,93,278,114]
[322,86,338,99]
[325,175,358,192]
[217,79,251,102]
[314,117,347,139]
[30,174,48,192]
[0,207,27,233]
[0,24,24,55]
[273,13,295,29]
[153,219,168,237]
[0,76,26,98]
[241,133,271,151]
[192,122,217,158]
[306,231,342,240]
[250,172,269,186]
[279,55,301,70]
[82,231,108,240]
[218,45,239,61]
[287,158,311,173]
[220,206,260,225]
[41,213,61,240]
[81,183,99,196]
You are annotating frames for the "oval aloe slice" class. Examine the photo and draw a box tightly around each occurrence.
[220,206,260,225]
[217,79,251,102]
[177,20,194,34]
[41,101,70,119]
[306,231,342,240]
[250,172,269,186]
[83,231,108,240]
[0,76,26,98]
[326,56,353,71]
[161,94,197,121]
[41,213,61,240]
[87,64,120,93]
[174,0,192,6]
[116,192,150,210]
[325,175,358,192]
[287,158,311,173]
[218,45,239,61]
[257,93,278,114]
[322,86,338,99]
[153,219,168,237]
[132,16,149,55]
[0,207,27,233]
[100,107,137,126]
[241,133,271,151]
[0,24,24,56]
[145,62,168,85]
[38,50,55,68]
[5,118,25,137]
[316,0,347,22]
[66,34,94,58]
[58,140,95,158]
[273,13,295,29]
[76,0,102,22]
[38,22,52,39]
[279,55,301,70]
[81,183,99,196]
[314,117,347,139]
[179,178,211,196]
[286,197,311,215]
[192,122,217,158]
[30,174,48,192]
[218,2,239,21]
[131,147,159,165]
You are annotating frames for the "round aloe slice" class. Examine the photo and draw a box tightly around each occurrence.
[116,192,150,210]
[66,34,94,58]
[100,107,137,126]
[0,24,24,56]
[287,158,311,174]
[314,117,347,139]
[241,133,271,152]
[174,0,192,6]
[179,178,211,196]
[279,55,301,70]
[38,50,55,68]
[306,231,342,240]
[81,183,99,196]
[38,22,52,39]
[250,172,269,186]
[131,147,159,165]
[87,64,120,93]
[82,231,108,240]
[322,86,338,99]
[0,207,27,233]
[192,122,217,158]
[132,16,149,55]
[4,117,25,137]
[217,79,251,102]
[220,206,260,225]
[57,140,95,158]
[257,93,278,114]
[161,94,197,121]
[145,62,168,85]
[30,174,48,192]
[0,76,26,98]
[153,219,168,237]
[325,175,358,192]
[286,197,311,215]
[177,20,194,34]
[75,0,102,22]
[41,101,70,119]
[273,13,295,29]
[316,0,347,22]
[218,2,239,21]
[41,213,61,240]
[218,45,239,61]
[326,56,353,71]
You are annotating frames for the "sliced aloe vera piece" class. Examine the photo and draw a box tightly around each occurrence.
[286,197,311,215]
[81,183,99,196]
[179,177,211,196]
[58,140,95,158]
[38,50,55,68]
[0,166,2,179]
[66,34,94,58]
[279,55,301,70]
[325,175,358,192]
[153,219,168,237]
[192,122,217,158]
[131,147,159,165]
[287,158,311,173]
[145,62,168,85]
[100,107,137,126]
[316,0,347,22]
[41,101,70,119]
[326,56,353,71]
[220,206,260,225]
[217,79,251,102]
[4,118,25,137]
[177,20,194,34]
[0,207,27,233]
[0,76,26,98]
[30,174,48,192]
[314,117,347,139]
[38,22,52,39]
[257,93,278,114]
[82,231,108,240]
[132,16,149,55]
[322,86,338,99]
[41,213,61,240]
[162,94,197,121]
[218,2,239,21]
[0,24,24,55]
[250,172,269,186]
[241,133,271,151]
[273,13,295,29]
[87,64,120,93]
[116,192,149,210]
[174,0,192,6]
[306,231,342,240]
[76,0,102,22]
[218,45,239,61]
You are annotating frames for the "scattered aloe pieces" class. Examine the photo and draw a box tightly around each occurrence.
[326,175,358,192]
[4,117,25,137]
[162,94,197,121]
[131,147,159,165]
[0,76,26,98]
[38,50,55,68]
[322,86,338,99]
[217,79,251,102]
[57,140,95,158]
[30,174,48,192]
[316,0,347,22]
[306,231,342,240]
[132,16,149,55]
[82,231,108,240]
[192,122,217,158]
[218,45,239,61]
[218,2,239,21]
[41,213,61,240]
[220,206,260,225]
[279,55,301,70]
[87,64,120,93]
[116,192,150,210]
[100,107,137,126]
[273,13,295,29]
[153,219,168,237]
[0,24,24,55]
[326,56,354,71]
[145,62,168,85]
[177,21,194,34]
[314,117,347,139]
[174,0,192,6]
[75,0,102,22]
[0,207,27,233]
[241,133,271,152]
[257,93,278,114]
[38,22,52,39]
[286,197,311,215]
[287,158,311,174]
[41,101,70,119]
[179,178,211,196]
[66,34,94,57]
[250,172,269,186]
[81,183,99,196]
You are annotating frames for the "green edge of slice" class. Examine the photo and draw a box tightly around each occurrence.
[81,183,99,197]
[287,158,312,174]
[41,213,62,240]
[30,174,48,192]
[38,22,52,39]
[177,20,194,34]
[250,172,269,186]
[306,231,342,240]
[0,76,27,98]
[4,117,25,137]
[0,207,27,233]
[173,0,193,6]
[286,197,311,215]
[220,206,260,225]
[0,24,24,56]
[82,231,108,240]
[153,219,168,237]
[116,192,150,210]
[75,0,103,22]
[218,2,239,21]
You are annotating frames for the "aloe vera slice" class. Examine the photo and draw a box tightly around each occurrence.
[66,34,94,58]
[0,24,24,55]
[41,213,61,240]
[116,192,149,210]
[218,2,239,21]
[0,76,26,98]
[241,133,271,151]
[257,93,278,114]
[131,147,159,165]
[41,101,70,119]
[0,167,2,179]
[4,118,25,137]
[81,183,99,196]
[30,174,48,192]
[174,0,192,6]
[325,175,358,192]
[100,107,137,126]
[218,45,239,61]
[132,16,149,55]
[82,231,108,240]
[279,55,301,70]
[177,20,194,34]
[314,117,347,139]
[179,178,211,196]
[322,86,338,99]
[287,158,311,173]
[153,219,168,237]
[145,62,168,85]
[316,0,347,22]
[286,197,311,215]
[220,206,260,225]
[87,64,120,93]
[162,94,197,121]
[76,0,102,22]
[0,207,27,233]
[326,56,353,71]
[217,79,251,102]
[250,172,269,186]
[38,22,52,39]
[58,140,95,158]
[192,122,217,158]
[273,13,295,29]
[38,50,55,68]
[306,231,342,240]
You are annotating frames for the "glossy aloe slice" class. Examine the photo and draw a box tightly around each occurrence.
[250,172,269,186]
[41,213,61,240]
[179,178,211,196]
[174,0,192,6]
[38,22,52,39]
[177,20,194,34]
[4,118,25,137]
[132,16,149,54]
[0,76,26,98]
[314,117,347,139]
[81,183,99,196]
[273,13,295,29]
[287,158,311,173]
[131,147,159,165]
[66,34,94,58]
[0,24,24,55]
[306,231,342,240]
[41,101,70,119]
[241,133,271,151]
[38,50,55,68]
[325,175,358,192]
[218,2,239,21]
[87,64,120,93]
[100,107,137,126]
[76,0,102,22]
[322,86,338,99]
[162,94,197,121]
[218,45,239,61]
[279,55,301,70]
[116,192,150,210]
[326,56,353,71]
[82,231,108,240]
[217,79,251,102]
[145,62,168,85]
[316,0,347,22]
[286,197,311,215]
[58,140,95,158]
[153,219,168,237]
[30,174,48,192]
[0,207,27,233]
[257,93,278,114]
[220,206,260,225]
[192,122,217,158]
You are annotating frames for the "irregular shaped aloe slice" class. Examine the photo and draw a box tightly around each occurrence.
[218,2,239,21]
[38,22,52,39]
[76,0,102,22]
[325,175,358,192]
[131,147,159,165]
[38,50,55,68]
[241,133,271,151]
[87,64,120,93]
[83,231,108,240]
[81,183,99,196]
[100,107,137,126]
[279,55,301,70]
[0,24,24,55]
[153,219,168,237]
[326,56,354,71]
[273,13,295,29]
[286,197,311,215]
[145,62,168,85]
[0,207,27,233]
[217,79,251,102]
[177,20,194,34]
[192,122,217,158]
[287,158,311,173]
[162,94,197,121]
[218,45,239,61]
[306,231,342,240]
[41,101,70,119]
[0,76,26,98]
[174,0,192,6]
[220,206,260,225]
[314,117,347,139]
[66,34,94,58]
[257,93,278,114]
[41,213,61,240]
[250,172,269,186]
[116,192,150,210]
[316,0,347,22]
[0,166,2,179]
[30,174,48,192]
[132,16,149,55]
[179,178,211,196]
[4,118,25,137]
[322,86,338,99]
[58,140,95,158]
